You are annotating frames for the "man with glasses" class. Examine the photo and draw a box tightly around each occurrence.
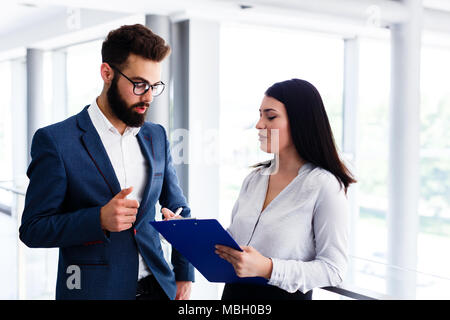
[19,24,194,300]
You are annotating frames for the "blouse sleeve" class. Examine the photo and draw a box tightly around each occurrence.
[267,175,349,293]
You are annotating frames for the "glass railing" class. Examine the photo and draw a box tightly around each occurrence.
[2,179,450,300]
[0,179,57,300]
[322,254,450,300]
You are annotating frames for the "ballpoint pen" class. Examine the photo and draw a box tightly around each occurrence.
[174,207,183,217]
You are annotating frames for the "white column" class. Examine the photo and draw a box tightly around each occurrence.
[51,50,68,123]
[168,18,220,299]
[342,37,360,286]
[11,58,28,183]
[26,48,46,165]
[187,18,221,300]
[11,57,28,299]
[171,20,190,195]
[387,0,422,299]
[145,15,171,132]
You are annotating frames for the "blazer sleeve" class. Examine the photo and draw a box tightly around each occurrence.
[19,128,110,248]
[157,124,195,282]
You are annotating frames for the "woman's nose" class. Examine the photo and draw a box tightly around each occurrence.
[255,117,265,129]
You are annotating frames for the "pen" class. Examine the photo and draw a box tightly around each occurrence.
[174,207,183,217]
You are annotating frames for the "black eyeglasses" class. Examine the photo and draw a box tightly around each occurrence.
[109,64,165,97]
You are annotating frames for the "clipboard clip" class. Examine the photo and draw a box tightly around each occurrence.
[159,217,197,243]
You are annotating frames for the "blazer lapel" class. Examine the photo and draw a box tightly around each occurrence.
[77,106,121,197]
[135,128,155,227]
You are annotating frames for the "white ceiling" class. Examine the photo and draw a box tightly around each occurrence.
[424,0,450,12]
[0,3,68,37]
[1,0,450,54]
[2,0,449,35]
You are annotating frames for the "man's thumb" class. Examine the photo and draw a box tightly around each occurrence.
[115,186,133,199]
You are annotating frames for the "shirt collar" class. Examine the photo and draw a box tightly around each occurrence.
[264,158,314,176]
[298,162,314,175]
[90,98,141,137]
[127,125,141,137]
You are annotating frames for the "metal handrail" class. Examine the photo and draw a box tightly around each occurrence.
[0,202,12,215]
[0,184,26,196]
[322,285,382,300]
[0,183,25,217]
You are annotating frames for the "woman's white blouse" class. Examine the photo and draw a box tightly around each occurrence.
[227,160,349,293]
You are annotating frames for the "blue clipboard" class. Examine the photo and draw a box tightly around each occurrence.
[150,219,268,285]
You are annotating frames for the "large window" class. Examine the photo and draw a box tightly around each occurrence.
[0,60,13,211]
[0,61,13,184]
[354,36,450,298]
[66,40,103,117]
[419,43,450,282]
[355,37,391,264]
[0,60,15,299]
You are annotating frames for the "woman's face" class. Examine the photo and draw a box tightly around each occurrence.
[256,95,293,154]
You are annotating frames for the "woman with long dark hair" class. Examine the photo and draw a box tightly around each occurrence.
[215,79,356,300]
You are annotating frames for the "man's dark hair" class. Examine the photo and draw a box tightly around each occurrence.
[101,24,171,68]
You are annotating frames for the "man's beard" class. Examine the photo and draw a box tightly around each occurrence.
[107,77,148,127]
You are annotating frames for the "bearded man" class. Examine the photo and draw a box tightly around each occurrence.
[19,24,194,300]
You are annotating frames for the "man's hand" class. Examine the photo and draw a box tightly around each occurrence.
[215,245,273,279]
[162,208,191,300]
[100,187,139,232]
[175,281,192,300]
[161,207,183,221]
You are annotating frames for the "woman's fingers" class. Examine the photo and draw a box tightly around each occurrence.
[215,245,242,264]
[215,245,242,255]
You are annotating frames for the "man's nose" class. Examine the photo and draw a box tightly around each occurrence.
[142,88,153,104]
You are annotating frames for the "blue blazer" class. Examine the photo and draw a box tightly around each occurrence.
[19,106,194,300]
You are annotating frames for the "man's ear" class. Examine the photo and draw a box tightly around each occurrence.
[100,63,114,84]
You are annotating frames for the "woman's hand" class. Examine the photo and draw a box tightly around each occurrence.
[215,245,273,279]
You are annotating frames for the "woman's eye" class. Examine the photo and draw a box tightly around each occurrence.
[267,116,276,120]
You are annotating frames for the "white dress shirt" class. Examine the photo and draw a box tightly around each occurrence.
[88,98,151,280]
[227,160,349,293]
